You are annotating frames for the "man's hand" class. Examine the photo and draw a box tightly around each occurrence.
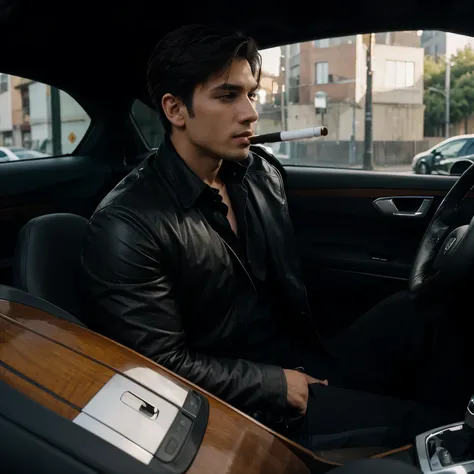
[284,369,309,415]
[305,374,328,386]
[283,369,328,416]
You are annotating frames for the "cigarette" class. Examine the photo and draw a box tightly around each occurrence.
[250,126,328,144]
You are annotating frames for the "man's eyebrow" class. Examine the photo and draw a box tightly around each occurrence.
[211,82,259,93]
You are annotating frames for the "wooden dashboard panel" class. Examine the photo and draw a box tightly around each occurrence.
[0,299,336,474]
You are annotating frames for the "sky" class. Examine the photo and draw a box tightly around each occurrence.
[260,47,281,76]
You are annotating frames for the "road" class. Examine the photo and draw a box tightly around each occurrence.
[374,164,413,174]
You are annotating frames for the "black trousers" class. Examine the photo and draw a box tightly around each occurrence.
[285,291,472,451]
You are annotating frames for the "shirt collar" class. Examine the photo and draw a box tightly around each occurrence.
[152,136,250,209]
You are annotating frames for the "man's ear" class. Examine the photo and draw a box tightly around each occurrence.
[161,93,186,128]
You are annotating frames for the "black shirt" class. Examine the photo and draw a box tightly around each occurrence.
[196,159,293,366]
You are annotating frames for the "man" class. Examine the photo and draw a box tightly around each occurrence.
[80,24,469,451]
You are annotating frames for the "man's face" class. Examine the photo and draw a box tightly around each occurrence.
[182,57,259,161]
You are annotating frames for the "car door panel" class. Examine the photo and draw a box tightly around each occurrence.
[284,166,469,335]
[0,156,114,285]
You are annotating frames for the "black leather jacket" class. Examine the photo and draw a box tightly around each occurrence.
[80,140,324,414]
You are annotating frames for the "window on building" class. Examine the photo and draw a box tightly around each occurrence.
[21,88,30,116]
[315,62,329,84]
[385,60,415,88]
[0,74,8,94]
[289,43,300,56]
[289,65,300,103]
[0,73,91,161]
[314,39,330,48]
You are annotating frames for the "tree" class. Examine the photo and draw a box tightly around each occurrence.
[424,55,444,87]
[451,46,474,81]
[424,55,447,136]
[424,45,474,135]
[424,88,445,136]
[451,72,474,132]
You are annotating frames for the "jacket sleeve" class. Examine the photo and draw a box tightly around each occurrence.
[80,205,288,414]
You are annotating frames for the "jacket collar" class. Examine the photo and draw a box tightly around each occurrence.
[152,136,250,209]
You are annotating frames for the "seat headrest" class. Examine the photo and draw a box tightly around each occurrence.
[13,213,89,319]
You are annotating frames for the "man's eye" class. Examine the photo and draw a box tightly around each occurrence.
[248,92,258,101]
[219,93,236,101]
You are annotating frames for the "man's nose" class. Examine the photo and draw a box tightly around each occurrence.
[239,98,259,123]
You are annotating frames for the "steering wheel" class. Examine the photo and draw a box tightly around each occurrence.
[409,163,474,296]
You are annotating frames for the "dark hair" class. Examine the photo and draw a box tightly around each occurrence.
[146,24,262,134]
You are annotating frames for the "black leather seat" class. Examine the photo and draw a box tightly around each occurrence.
[12,213,89,321]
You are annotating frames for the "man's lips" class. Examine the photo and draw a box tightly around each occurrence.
[234,131,253,138]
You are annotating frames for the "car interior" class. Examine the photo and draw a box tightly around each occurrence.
[2,0,474,473]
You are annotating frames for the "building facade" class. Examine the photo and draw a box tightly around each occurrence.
[282,32,425,142]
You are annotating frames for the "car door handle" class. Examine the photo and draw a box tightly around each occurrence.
[373,196,433,218]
